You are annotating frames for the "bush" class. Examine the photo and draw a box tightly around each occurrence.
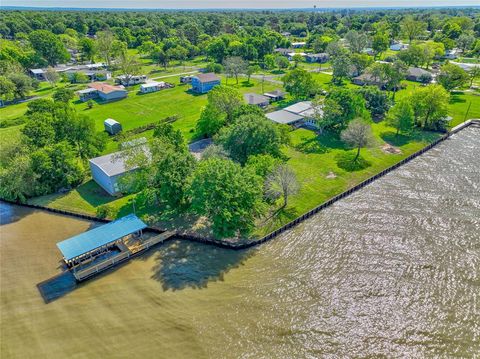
[86,99,94,109]
[96,204,114,219]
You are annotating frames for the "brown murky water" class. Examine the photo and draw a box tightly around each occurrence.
[1,127,479,358]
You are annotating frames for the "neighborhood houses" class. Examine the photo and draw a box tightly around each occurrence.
[30,63,111,82]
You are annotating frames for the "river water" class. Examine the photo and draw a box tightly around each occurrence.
[1,127,479,358]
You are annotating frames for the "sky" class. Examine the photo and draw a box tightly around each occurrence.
[2,0,479,9]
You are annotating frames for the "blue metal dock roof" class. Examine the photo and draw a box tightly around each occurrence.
[56,214,147,261]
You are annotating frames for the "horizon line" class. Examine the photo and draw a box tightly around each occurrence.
[2,5,480,11]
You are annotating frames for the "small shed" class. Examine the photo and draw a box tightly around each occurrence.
[104,118,122,135]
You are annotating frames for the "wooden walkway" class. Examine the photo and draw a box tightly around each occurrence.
[73,231,176,281]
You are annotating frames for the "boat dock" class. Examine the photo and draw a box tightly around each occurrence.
[56,214,176,281]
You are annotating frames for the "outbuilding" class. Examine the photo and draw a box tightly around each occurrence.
[305,53,329,63]
[104,118,122,135]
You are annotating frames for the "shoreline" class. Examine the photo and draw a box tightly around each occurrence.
[2,119,478,250]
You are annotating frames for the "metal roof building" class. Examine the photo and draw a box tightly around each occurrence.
[57,214,147,262]
[266,110,304,125]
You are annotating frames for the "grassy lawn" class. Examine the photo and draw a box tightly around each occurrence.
[255,121,442,236]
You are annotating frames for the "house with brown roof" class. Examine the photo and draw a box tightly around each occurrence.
[77,82,128,102]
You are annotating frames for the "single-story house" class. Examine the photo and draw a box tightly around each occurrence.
[77,82,128,102]
[450,62,480,72]
[77,87,99,102]
[283,101,321,128]
[115,75,147,86]
[140,81,165,93]
[406,67,433,82]
[266,110,304,127]
[104,118,122,135]
[305,53,329,63]
[244,93,270,108]
[190,73,221,94]
[362,48,375,56]
[89,145,149,196]
[264,89,286,102]
[352,73,387,88]
[287,52,307,61]
[274,48,293,56]
[30,68,46,81]
[281,32,291,37]
[390,43,409,51]
[266,101,321,128]
[444,49,460,60]
[29,63,110,82]
[291,42,306,48]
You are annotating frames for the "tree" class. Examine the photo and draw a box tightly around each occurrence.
[372,32,389,59]
[322,88,369,132]
[96,30,115,67]
[411,84,450,130]
[312,35,333,53]
[291,54,304,68]
[223,56,247,84]
[70,72,89,84]
[245,154,280,178]
[401,16,426,43]
[205,62,224,74]
[340,119,373,161]
[117,52,141,86]
[79,37,97,63]
[246,64,260,83]
[196,103,227,137]
[52,88,74,103]
[263,54,276,70]
[30,141,84,195]
[456,33,475,52]
[467,66,480,87]
[437,63,469,91]
[207,38,227,63]
[153,122,185,152]
[383,60,408,99]
[8,73,35,100]
[44,67,60,87]
[217,114,284,165]
[331,54,352,84]
[345,30,369,53]
[207,86,242,122]
[358,86,390,119]
[282,68,317,99]
[0,76,15,102]
[190,158,263,237]
[386,99,414,135]
[151,46,169,69]
[265,164,299,207]
[152,149,196,208]
[29,30,69,65]
[350,53,373,76]
[275,55,290,70]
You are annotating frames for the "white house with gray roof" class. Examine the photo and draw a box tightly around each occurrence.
[89,144,149,195]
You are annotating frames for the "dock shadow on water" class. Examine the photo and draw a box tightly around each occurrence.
[146,239,255,291]
[37,270,78,303]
